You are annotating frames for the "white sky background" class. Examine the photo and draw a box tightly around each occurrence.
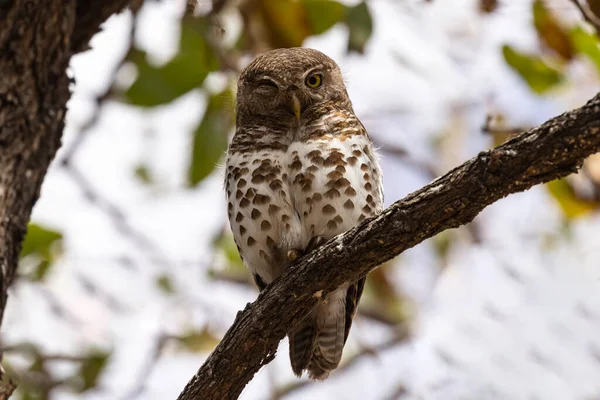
[4,0,600,399]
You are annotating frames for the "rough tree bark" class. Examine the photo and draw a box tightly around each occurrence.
[0,1,141,398]
[177,93,600,400]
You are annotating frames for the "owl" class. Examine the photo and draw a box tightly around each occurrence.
[225,48,383,379]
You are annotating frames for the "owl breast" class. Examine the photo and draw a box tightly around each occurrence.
[225,130,382,287]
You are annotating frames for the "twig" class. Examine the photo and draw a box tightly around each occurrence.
[71,0,143,54]
[61,8,138,166]
[62,165,171,270]
[177,92,600,400]
[0,363,17,400]
[570,0,600,35]
[38,285,84,328]
[2,343,89,363]
[185,5,242,73]
[384,382,409,400]
[61,10,173,271]
[377,142,438,178]
[76,273,128,312]
[120,333,171,400]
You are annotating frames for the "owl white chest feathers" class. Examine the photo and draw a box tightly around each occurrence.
[225,131,383,286]
[225,115,383,379]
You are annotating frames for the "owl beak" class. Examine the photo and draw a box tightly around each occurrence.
[291,95,301,120]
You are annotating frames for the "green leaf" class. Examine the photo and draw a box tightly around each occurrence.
[243,0,346,49]
[303,0,347,35]
[433,230,453,261]
[156,274,175,295]
[187,89,233,186]
[77,350,110,392]
[258,0,311,48]
[345,2,373,53]
[175,328,220,353]
[361,263,408,325]
[20,224,63,281]
[502,45,564,94]
[214,232,244,271]
[134,164,153,184]
[570,26,600,75]
[547,179,599,218]
[124,18,218,107]
[20,224,62,258]
[532,0,574,60]
[22,391,45,400]
[33,260,52,282]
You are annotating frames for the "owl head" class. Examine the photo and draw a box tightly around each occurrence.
[236,48,352,126]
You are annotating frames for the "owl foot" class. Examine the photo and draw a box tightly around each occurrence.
[306,236,326,253]
[287,249,301,262]
[287,236,326,263]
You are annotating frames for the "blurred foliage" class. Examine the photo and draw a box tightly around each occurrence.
[503,0,600,93]
[124,17,218,107]
[214,230,244,271]
[502,45,564,94]
[75,350,111,392]
[9,344,110,399]
[188,89,234,186]
[239,0,372,51]
[134,163,154,184]
[547,179,600,218]
[19,224,63,282]
[156,273,176,294]
[479,0,498,13]
[175,328,220,353]
[533,0,574,61]
[570,26,600,74]
[114,0,374,186]
[209,229,250,286]
[362,263,409,325]
[433,230,453,262]
[346,2,372,53]
[243,0,342,48]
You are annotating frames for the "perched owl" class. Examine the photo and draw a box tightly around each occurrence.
[225,48,383,379]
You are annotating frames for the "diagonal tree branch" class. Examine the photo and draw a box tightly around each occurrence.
[177,92,600,400]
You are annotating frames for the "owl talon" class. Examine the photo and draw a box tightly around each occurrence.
[287,249,301,262]
[306,236,326,253]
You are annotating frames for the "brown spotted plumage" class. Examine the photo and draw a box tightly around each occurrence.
[225,48,383,380]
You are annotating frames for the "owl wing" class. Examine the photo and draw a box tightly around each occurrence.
[344,276,366,343]
[225,146,300,289]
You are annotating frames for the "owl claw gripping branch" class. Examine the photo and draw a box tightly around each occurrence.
[225,48,384,380]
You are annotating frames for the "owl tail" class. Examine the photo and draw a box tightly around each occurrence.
[288,288,348,380]
[289,313,317,376]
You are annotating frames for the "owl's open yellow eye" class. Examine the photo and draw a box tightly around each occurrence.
[305,74,323,88]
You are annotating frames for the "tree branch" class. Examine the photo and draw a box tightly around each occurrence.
[71,0,144,53]
[177,92,600,400]
[0,0,145,397]
[569,0,600,36]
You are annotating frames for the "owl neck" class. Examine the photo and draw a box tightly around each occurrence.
[232,100,358,152]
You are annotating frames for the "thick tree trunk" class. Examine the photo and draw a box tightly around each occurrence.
[0,1,140,397]
[0,0,75,340]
